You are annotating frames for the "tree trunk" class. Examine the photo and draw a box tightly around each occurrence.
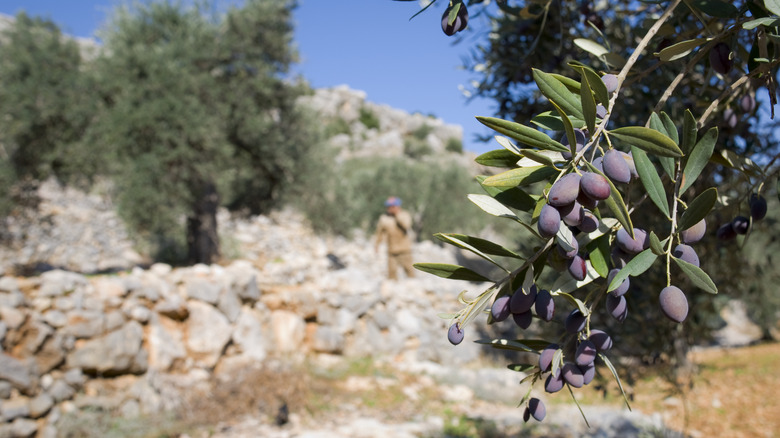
[187,181,220,265]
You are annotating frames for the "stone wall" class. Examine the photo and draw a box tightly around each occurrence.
[0,178,502,436]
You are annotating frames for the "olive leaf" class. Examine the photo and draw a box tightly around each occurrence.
[579,69,598,134]
[610,126,683,158]
[482,166,559,188]
[656,38,708,61]
[607,249,658,292]
[413,263,492,282]
[477,116,568,152]
[476,149,520,168]
[632,146,670,218]
[680,110,698,156]
[476,176,537,212]
[672,257,718,294]
[649,113,676,178]
[532,69,585,119]
[678,187,718,231]
[680,127,718,194]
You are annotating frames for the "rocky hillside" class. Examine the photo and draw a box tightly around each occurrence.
[300,85,474,167]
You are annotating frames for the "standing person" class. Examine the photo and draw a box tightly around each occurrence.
[374,196,415,280]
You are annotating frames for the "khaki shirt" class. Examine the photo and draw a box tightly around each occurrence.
[374,209,413,254]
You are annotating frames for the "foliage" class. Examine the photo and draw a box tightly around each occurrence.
[0,13,96,214]
[446,137,464,153]
[78,0,315,263]
[293,155,492,241]
[395,0,780,425]
[359,106,381,130]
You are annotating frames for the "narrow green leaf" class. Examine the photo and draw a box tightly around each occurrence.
[555,292,589,316]
[459,286,501,329]
[680,128,718,194]
[477,176,538,212]
[551,349,564,379]
[550,101,578,160]
[507,363,537,373]
[579,70,597,134]
[468,194,520,219]
[648,231,666,256]
[679,187,718,231]
[586,235,610,278]
[743,17,780,30]
[649,113,676,178]
[475,149,520,168]
[607,249,658,292]
[495,135,523,156]
[599,353,632,411]
[610,127,683,158]
[436,233,524,259]
[550,73,583,94]
[574,38,609,57]
[520,149,558,166]
[482,166,559,188]
[476,116,568,152]
[413,263,492,282]
[475,338,541,353]
[585,162,634,237]
[532,69,585,119]
[656,38,707,61]
[660,112,680,145]
[631,146,670,218]
[681,110,698,156]
[550,260,600,293]
[434,234,510,273]
[690,0,738,17]
[556,224,577,253]
[584,68,610,106]
[531,112,567,131]
[567,384,592,428]
[672,257,718,294]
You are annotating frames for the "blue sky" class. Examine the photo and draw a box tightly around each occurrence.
[0,0,497,153]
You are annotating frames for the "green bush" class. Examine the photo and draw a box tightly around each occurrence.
[445,137,463,154]
[293,155,495,241]
[358,107,380,130]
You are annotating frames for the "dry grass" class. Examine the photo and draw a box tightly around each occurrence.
[57,343,780,437]
[571,342,780,438]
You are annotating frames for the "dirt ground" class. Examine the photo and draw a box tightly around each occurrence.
[624,342,780,438]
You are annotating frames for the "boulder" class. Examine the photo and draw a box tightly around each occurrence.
[231,307,267,361]
[0,354,37,393]
[185,301,231,368]
[66,321,147,376]
[270,310,306,353]
[146,315,186,371]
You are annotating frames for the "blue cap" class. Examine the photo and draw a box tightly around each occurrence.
[384,196,402,207]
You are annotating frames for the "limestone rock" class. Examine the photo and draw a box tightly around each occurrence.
[231,307,267,361]
[185,301,231,368]
[270,310,305,353]
[185,277,221,304]
[147,315,186,372]
[37,270,88,297]
[28,393,53,418]
[66,321,147,376]
[0,353,37,393]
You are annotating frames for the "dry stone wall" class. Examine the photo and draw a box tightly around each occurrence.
[0,181,503,437]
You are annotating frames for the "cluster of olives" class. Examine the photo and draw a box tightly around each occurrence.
[441,2,468,36]
[716,193,768,240]
[538,326,613,395]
